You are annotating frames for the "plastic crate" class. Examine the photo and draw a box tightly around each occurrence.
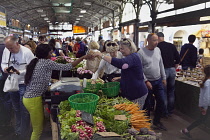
[102,82,120,97]
[68,93,99,114]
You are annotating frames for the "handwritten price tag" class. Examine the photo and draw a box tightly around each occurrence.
[97,132,120,137]
[114,115,127,120]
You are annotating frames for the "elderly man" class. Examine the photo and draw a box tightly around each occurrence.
[1,36,34,139]
[157,32,180,117]
[138,33,167,131]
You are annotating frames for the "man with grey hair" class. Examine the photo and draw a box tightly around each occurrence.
[1,36,34,139]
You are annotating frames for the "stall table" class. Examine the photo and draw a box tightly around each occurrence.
[175,80,210,128]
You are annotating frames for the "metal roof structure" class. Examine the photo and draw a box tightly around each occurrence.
[0,0,121,28]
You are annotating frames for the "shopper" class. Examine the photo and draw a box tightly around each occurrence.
[86,41,101,73]
[74,37,86,58]
[180,35,197,70]
[1,36,35,140]
[92,38,148,108]
[138,33,167,131]
[181,65,210,138]
[157,32,180,117]
[23,44,92,140]
[92,40,122,82]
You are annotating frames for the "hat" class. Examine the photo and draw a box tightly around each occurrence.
[157,32,164,37]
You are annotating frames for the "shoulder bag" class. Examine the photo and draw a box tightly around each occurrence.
[3,52,19,92]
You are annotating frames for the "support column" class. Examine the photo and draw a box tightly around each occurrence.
[134,19,140,48]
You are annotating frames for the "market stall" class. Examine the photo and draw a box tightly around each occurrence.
[175,79,210,128]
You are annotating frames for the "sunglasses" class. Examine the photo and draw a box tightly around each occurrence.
[107,43,117,46]
[121,38,131,46]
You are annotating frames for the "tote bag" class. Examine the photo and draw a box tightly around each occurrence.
[3,74,19,92]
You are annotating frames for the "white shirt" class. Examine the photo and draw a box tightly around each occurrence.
[199,79,210,110]
[92,51,123,79]
[1,45,35,84]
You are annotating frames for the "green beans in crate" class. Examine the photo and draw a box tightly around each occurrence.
[68,93,99,114]
[102,82,120,97]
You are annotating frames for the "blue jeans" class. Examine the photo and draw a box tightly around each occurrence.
[164,67,176,115]
[143,78,166,123]
[10,84,30,139]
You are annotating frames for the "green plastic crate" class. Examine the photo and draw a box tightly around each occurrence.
[68,93,99,114]
[102,82,120,97]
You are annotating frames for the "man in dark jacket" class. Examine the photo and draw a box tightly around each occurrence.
[180,35,197,70]
[75,37,86,58]
[157,32,180,117]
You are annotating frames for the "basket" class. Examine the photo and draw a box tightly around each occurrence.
[68,93,99,114]
[102,82,120,97]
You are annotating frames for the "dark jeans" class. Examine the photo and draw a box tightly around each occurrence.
[187,108,210,131]
[143,78,166,124]
[10,84,30,140]
[164,67,176,115]
[0,80,12,126]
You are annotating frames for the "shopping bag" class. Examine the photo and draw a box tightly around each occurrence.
[3,74,19,92]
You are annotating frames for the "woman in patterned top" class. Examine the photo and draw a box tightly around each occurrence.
[23,44,92,140]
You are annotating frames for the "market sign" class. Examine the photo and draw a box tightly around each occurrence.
[0,6,6,27]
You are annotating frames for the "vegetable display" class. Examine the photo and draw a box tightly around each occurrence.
[113,103,151,131]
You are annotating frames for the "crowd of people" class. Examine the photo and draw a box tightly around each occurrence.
[0,33,209,140]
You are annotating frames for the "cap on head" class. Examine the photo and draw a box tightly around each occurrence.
[157,32,164,37]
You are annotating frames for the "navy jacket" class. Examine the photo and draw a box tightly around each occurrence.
[180,43,197,68]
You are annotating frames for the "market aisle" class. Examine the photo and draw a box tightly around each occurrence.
[154,110,210,140]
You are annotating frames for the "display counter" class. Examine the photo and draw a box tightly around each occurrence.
[175,80,210,128]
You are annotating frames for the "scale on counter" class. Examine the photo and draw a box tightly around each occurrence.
[50,70,82,93]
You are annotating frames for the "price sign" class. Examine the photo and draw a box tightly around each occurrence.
[97,132,120,137]
[114,115,127,120]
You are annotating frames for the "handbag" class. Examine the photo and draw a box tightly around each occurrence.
[3,73,19,92]
[3,52,19,92]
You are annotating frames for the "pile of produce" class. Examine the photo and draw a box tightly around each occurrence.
[58,96,161,140]
[113,103,151,131]
[58,101,106,140]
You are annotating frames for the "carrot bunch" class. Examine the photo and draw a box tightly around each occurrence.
[113,103,151,131]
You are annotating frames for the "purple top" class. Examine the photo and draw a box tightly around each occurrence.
[111,53,148,100]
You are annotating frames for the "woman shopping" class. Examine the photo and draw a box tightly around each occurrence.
[92,40,123,82]
[23,44,92,140]
[92,38,148,108]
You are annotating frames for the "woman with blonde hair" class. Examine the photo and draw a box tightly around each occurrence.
[92,38,148,108]
[86,41,101,73]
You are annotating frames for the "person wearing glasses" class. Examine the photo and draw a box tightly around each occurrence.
[92,40,123,82]
[92,38,148,108]
[1,36,35,140]
[138,33,167,131]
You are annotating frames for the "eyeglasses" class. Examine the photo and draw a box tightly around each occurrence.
[107,43,117,46]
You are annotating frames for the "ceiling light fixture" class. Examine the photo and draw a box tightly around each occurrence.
[44,17,49,20]
[41,14,47,17]
[47,21,50,23]
[37,9,43,12]
[76,18,80,20]
[84,2,91,5]
[80,10,86,13]
[79,15,83,17]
